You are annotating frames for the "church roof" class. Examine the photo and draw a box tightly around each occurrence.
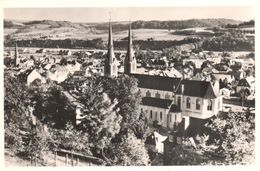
[175,80,219,99]
[130,73,181,92]
[141,97,172,109]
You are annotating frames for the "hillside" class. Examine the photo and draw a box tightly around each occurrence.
[4,18,242,41]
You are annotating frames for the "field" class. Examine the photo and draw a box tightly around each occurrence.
[5,26,191,41]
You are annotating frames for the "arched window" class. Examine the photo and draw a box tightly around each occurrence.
[160,112,163,120]
[207,100,213,111]
[155,92,160,98]
[150,110,153,119]
[186,97,191,109]
[146,90,151,97]
[196,98,201,110]
[165,93,170,99]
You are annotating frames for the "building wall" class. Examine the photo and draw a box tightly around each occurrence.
[167,112,182,129]
[139,105,169,127]
[175,95,222,119]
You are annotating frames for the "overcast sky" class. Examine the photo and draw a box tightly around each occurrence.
[4,7,254,23]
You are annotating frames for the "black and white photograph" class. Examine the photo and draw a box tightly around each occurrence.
[1,0,256,168]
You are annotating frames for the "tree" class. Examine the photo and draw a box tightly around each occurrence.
[4,72,31,153]
[107,133,150,166]
[77,77,122,149]
[196,111,255,165]
[60,57,67,65]
[51,122,92,155]
[28,83,74,129]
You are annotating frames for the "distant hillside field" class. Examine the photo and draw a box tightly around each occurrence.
[4,18,243,41]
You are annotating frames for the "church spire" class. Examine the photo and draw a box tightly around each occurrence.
[108,19,115,64]
[124,21,136,74]
[127,21,134,62]
[104,19,118,76]
[14,42,19,67]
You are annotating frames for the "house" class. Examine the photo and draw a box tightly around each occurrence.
[145,131,167,153]
[206,55,221,64]
[63,91,84,125]
[236,76,255,94]
[242,57,254,69]
[212,72,235,83]
[48,65,70,83]
[220,87,233,98]
[59,50,72,56]
[163,67,182,78]
[19,68,46,85]
[36,48,46,53]
[233,69,246,80]
[182,56,206,69]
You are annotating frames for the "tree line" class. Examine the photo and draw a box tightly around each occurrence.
[4,37,201,51]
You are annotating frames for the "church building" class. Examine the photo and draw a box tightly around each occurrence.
[104,21,223,132]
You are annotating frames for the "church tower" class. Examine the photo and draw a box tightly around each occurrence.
[104,20,118,77]
[14,43,19,67]
[124,22,137,74]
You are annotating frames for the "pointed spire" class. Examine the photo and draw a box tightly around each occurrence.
[124,21,136,74]
[127,21,134,62]
[15,43,18,58]
[108,19,115,64]
[14,42,19,66]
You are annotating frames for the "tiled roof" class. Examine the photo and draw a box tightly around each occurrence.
[175,80,219,99]
[130,73,181,92]
[141,97,173,109]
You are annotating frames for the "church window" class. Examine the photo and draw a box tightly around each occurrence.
[160,112,163,120]
[150,110,153,119]
[196,99,201,110]
[207,100,213,111]
[186,97,191,109]
[165,93,170,99]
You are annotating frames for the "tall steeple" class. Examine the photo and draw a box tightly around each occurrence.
[14,43,19,67]
[104,19,118,77]
[124,21,136,74]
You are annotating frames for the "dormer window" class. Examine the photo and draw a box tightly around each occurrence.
[155,92,160,98]
[146,90,151,97]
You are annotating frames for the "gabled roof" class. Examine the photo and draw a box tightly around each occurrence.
[145,131,167,145]
[175,80,219,99]
[237,77,255,87]
[130,73,181,92]
[141,97,172,109]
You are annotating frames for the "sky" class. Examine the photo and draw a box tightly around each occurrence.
[4,7,254,23]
